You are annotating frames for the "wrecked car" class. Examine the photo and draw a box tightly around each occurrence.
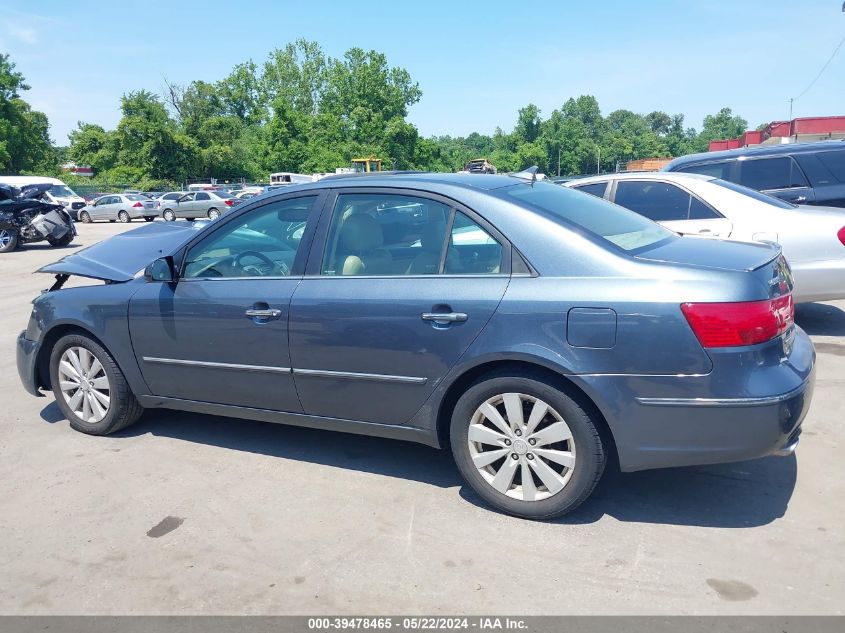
[0,183,76,253]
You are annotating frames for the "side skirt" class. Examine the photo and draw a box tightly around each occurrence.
[136,395,441,448]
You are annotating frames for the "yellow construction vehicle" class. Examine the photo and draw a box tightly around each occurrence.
[351,157,382,173]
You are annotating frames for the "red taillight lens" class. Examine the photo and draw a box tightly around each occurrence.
[838,226,845,246]
[132,202,143,208]
[224,199,234,206]
[681,294,794,348]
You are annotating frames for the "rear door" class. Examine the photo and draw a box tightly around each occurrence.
[611,180,733,237]
[288,188,511,425]
[737,156,815,204]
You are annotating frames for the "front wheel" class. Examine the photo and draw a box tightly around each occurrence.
[144,216,154,222]
[162,209,176,222]
[0,228,18,253]
[78,211,92,223]
[47,233,74,247]
[450,372,606,520]
[207,208,220,220]
[49,334,144,435]
[118,211,130,223]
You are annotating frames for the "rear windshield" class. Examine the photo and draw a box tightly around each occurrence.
[503,181,674,251]
[126,194,148,201]
[712,179,797,209]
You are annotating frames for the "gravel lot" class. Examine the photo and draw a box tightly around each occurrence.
[1,221,843,615]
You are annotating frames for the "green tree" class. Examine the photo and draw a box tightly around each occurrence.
[695,107,748,151]
[0,54,54,173]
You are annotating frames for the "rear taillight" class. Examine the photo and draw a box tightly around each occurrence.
[132,202,143,208]
[224,199,234,206]
[681,294,794,348]
[838,226,845,246]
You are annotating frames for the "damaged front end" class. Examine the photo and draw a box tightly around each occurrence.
[0,183,76,252]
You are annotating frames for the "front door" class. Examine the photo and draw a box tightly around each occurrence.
[289,190,510,425]
[128,193,322,411]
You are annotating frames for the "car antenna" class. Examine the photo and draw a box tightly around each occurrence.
[512,165,540,185]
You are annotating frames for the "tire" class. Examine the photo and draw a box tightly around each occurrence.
[162,209,176,222]
[49,333,144,436]
[0,228,18,253]
[144,216,154,222]
[79,211,92,223]
[450,371,606,520]
[118,211,130,223]
[47,233,74,247]
[207,208,220,220]
[186,218,195,222]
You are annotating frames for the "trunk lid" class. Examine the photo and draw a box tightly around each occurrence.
[38,222,200,282]
[635,234,780,272]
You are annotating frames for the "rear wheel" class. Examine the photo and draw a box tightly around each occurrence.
[118,211,130,223]
[450,372,606,520]
[0,229,18,253]
[144,216,154,222]
[186,217,195,222]
[207,208,220,220]
[162,209,176,222]
[49,334,143,435]
[78,211,92,223]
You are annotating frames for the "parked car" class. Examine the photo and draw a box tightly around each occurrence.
[663,140,845,207]
[77,194,157,223]
[0,176,86,220]
[565,172,845,303]
[159,190,242,221]
[17,173,814,520]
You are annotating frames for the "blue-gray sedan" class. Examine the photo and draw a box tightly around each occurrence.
[16,172,815,519]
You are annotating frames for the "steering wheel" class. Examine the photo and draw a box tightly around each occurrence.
[235,250,279,276]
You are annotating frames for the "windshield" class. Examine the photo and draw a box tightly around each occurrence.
[504,181,674,251]
[49,184,78,198]
[712,179,797,209]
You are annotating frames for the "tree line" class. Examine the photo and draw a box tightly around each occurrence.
[1,43,751,189]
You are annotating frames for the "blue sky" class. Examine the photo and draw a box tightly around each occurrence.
[2,0,844,144]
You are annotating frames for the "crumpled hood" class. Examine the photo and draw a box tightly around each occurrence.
[38,222,201,282]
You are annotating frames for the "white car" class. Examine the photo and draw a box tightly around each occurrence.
[565,171,845,303]
[78,194,158,223]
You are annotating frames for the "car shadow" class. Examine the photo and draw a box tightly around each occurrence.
[795,302,845,336]
[39,402,796,528]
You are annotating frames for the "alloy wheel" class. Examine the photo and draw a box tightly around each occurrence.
[163,210,175,222]
[58,346,111,423]
[79,211,91,223]
[467,392,576,501]
[118,211,130,223]
[207,208,220,220]
[0,230,12,249]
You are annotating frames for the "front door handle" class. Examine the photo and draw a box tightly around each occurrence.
[245,308,282,319]
[422,312,468,323]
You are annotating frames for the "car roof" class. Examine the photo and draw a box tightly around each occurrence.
[0,175,67,185]
[269,171,533,194]
[666,139,845,169]
[567,172,714,185]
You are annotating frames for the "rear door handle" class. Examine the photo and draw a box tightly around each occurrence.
[245,308,282,319]
[422,312,468,323]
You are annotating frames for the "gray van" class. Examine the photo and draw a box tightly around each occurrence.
[664,140,845,208]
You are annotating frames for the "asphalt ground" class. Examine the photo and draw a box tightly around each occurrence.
[1,221,843,614]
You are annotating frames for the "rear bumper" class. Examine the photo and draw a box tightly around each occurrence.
[16,331,42,397]
[791,259,845,302]
[580,327,816,472]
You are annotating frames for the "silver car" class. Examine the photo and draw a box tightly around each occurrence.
[77,194,157,223]
[159,191,241,221]
[566,171,845,302]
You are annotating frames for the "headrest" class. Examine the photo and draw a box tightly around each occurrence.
[419,222,446,251]
[340,213,383,251]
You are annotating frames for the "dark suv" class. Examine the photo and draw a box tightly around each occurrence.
[664,140,845,207]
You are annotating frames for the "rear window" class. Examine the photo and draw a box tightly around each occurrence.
[126,194,148,201]
[712,179,797,209]
[676,162,732,179]
[504,182,674,252]
[571,182,608,198]
[738,157,807,190]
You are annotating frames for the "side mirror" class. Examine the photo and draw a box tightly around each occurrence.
[145,256,176,283]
